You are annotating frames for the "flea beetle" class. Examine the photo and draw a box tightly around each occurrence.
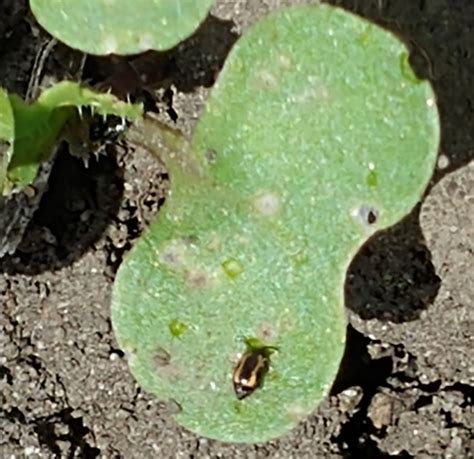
[232,342,277,400]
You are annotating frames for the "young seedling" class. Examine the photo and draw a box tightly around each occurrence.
[29,0,214,55]
[0,81,142,194]
[110,4,439,443]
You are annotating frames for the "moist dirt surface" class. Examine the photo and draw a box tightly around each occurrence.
[0,1,473,458]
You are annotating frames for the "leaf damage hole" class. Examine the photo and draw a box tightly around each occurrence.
[367,210,378,225]
[352,205,379,226]
[254,190,282,217]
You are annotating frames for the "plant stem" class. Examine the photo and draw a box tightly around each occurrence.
[126,114,206,181]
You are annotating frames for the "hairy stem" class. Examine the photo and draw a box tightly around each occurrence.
[126,115,206,181]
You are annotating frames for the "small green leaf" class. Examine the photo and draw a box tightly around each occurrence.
[6,94,73,189]
[6,81,142,190]
[30,0,214,55]
[112,5,439,443]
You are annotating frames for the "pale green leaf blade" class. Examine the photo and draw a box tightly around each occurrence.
[30,0,214,55]
[112,5,439,443]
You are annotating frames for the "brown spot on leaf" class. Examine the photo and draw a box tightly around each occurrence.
[152,346,184,380]
[153,347,171,367]
[255,68,279,89]
[159,241,185,268]
[155,360,183,381]
[205,148,217,163]
[185,270,210,288]
[257,321,277,342]
[160,248,180,266]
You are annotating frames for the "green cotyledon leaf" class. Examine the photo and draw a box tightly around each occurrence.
[30,0,214,55]
[111,5,439,443]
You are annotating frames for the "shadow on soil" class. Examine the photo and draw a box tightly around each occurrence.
[1,404,100,458]
[33,408,101,459]
[330,326,415,458]
[330,323,474,458]
[84,14,239,98]
[345,205,441,323]
[0,147,124,276]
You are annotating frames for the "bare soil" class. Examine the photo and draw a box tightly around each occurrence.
[1,1,473,458]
